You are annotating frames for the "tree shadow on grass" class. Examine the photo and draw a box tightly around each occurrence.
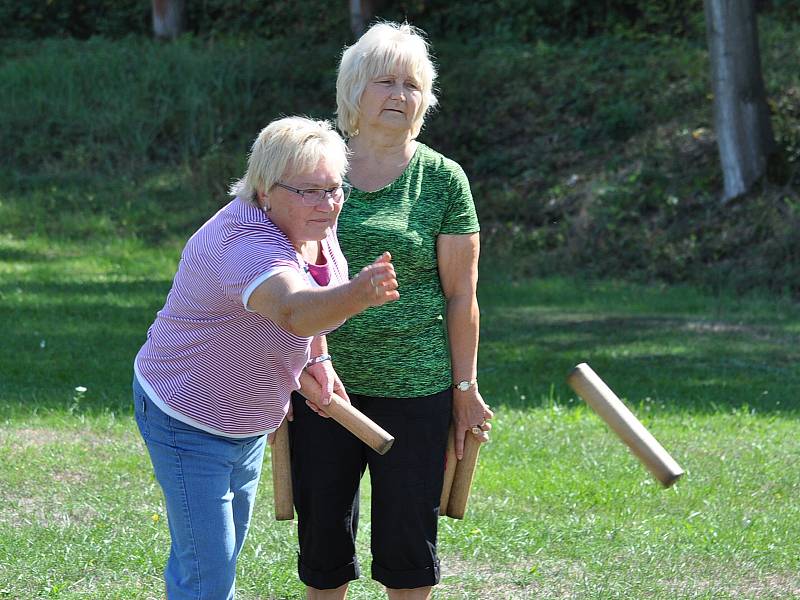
[3,274,798,418]
[0,245,61,263]
[479,309,800,415]
[0,279,170,415]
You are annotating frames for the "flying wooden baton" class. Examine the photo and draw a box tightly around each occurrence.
[566,362,684,487]
[271,371,396,520]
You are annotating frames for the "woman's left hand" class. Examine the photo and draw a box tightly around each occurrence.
[452,386,493,459]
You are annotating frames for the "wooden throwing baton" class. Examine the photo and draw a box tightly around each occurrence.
[439,424,457,516]
[566,362,684,487]
[298,371,394,454]
[271,418,294,520]
[271,371,396,520]
[439,423,483,519]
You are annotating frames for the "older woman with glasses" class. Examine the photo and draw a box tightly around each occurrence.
[289,23,493,600]
[133,115,398,600]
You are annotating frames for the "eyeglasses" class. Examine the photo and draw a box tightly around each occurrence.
[274,181,352,206]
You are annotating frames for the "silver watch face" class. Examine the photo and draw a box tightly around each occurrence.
[456,381,470,391]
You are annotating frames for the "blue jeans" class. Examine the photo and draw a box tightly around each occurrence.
[133,376,267,600]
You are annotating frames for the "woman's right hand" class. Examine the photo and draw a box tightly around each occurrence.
[352,251,399,308]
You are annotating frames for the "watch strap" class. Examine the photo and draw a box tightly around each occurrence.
[306,353,332,367]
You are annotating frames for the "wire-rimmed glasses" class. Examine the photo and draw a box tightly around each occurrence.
[274,181,352,206]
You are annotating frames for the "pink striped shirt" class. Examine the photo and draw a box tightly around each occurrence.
[134,196,348,438]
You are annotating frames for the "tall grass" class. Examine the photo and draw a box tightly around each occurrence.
[0,36,341,176]
[4,25,797,295]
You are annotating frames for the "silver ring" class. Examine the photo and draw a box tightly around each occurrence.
[471,426,482,435]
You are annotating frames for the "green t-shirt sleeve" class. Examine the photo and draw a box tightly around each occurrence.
[440,160,480,235]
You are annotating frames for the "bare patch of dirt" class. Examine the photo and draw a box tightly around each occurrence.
[441,554,587,599]
[664,567,800,598]
[0,427,124,454]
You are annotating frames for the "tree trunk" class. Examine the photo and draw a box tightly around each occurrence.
[349,0,375,39]
[152,0,184,40]
[704,0,776,202]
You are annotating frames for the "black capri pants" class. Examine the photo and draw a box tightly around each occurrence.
[289,387,452,590]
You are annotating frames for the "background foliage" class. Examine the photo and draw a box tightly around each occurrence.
[1,1,799,295]
[3,0,797,41]
[0,0,710,41]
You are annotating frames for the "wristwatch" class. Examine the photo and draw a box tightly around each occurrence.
[453,379,477,392]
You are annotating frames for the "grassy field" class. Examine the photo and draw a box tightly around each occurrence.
[1,231,799,599]
[2,16,800,599]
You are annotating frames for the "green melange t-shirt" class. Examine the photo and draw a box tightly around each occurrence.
[328,143,480,397]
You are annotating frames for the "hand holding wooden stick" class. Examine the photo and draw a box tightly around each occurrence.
[271,371,396,520]
[439,420,488,519]
[445,429,482,519]
[298,371,394,455]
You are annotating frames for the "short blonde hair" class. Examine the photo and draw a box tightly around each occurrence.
[336,22,438,138]
[230,116,349,204]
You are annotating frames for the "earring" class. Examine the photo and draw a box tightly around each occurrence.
[255,190,270,213]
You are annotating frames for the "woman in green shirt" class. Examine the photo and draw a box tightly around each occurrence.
[289,22,493,600]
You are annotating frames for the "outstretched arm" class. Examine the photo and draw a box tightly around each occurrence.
[248,252,399,337]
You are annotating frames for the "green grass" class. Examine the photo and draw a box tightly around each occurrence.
[2,18,800,599]
[0,36,341,176]
[1,231,799,598]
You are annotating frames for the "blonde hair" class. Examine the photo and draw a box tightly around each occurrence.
[336,21,438,138]
[230,116,349,204]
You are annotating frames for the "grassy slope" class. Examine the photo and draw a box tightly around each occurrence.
[1,17,798,294]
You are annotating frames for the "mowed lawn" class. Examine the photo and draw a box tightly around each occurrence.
[1,234,799,599]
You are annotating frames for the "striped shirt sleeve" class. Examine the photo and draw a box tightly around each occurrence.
[219,227,300,309]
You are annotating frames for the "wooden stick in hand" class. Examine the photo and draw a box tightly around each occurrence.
[299,371,394,455]
[271,372,396,521]
[445,431,482,519]
[271,418,294,521]
[439,424,457,516]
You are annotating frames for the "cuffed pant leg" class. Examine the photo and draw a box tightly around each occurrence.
[289,391,365,590]
[361,389,452,590]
